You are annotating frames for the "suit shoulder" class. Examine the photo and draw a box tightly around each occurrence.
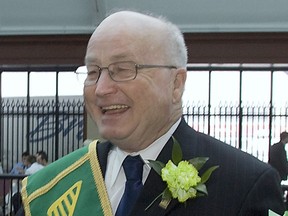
[180,127,271,173]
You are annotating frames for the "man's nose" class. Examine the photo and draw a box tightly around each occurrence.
[94,69,117,95]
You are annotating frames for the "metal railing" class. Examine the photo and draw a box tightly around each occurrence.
[0,174,26,216]
[184,64,288,162]
[0,65,84,173]
[1,97,84,173]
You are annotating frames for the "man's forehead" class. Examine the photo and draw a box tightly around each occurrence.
[86,11,167,64]
[95,11,163,36]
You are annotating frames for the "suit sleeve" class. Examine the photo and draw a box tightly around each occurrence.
[238,167,285,216]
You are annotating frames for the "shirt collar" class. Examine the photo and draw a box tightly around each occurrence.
[108,118,181,185]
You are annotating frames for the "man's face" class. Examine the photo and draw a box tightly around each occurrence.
[22,155,28,164]
[23,157,29,167]
[36,154,42,164]
[84,15,182,151]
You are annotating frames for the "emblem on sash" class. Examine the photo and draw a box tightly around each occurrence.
[47,181,82,216]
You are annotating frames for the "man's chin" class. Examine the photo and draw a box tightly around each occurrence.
[99,129,123,141]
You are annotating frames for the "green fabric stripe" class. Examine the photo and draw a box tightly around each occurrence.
[24,145,106,216]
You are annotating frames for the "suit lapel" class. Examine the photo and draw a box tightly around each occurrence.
[131,118,198,216]
[96,141,112,176]
[130,137,174,216]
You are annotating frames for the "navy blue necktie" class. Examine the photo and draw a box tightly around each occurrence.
[115,155,144,216]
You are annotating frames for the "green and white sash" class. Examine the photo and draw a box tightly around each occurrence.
[21,141,113,216]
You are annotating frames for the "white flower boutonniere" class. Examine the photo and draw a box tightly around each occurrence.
[146,136,219,210]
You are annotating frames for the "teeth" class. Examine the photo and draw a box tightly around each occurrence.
[102,105,128,111]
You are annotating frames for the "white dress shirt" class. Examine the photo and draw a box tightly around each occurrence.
[25,162,44,175]
[105,118,181,214]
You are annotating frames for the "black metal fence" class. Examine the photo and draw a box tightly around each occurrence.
[183,64,288,162]
[1,96,84,173]
[0,174,25,216]
[183,102,288,162]
[0,65,85,174]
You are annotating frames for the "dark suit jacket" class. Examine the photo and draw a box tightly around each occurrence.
[97,118,285,216]
[269,141,288,180]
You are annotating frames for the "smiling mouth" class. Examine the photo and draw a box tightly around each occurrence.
[101,105,129,114]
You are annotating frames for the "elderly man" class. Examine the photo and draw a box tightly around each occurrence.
[21,11,285,216]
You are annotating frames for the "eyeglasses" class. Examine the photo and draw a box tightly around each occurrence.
[75,61,177,86]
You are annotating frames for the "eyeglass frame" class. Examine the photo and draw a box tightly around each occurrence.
[75,61,177,86]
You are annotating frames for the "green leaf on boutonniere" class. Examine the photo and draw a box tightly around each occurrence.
[200,165,219,184]
[195,183,208,195]
[268,209,288,216]
[147,160,165,175]
[189,157,209,170]
[172,136,182,165]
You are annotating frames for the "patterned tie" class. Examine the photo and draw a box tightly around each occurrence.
[115,155,144,216]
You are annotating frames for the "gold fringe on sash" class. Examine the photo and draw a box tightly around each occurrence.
[89,141,113,216]
[21,140,113,216]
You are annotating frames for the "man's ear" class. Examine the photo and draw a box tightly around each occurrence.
[173,68,187,103]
